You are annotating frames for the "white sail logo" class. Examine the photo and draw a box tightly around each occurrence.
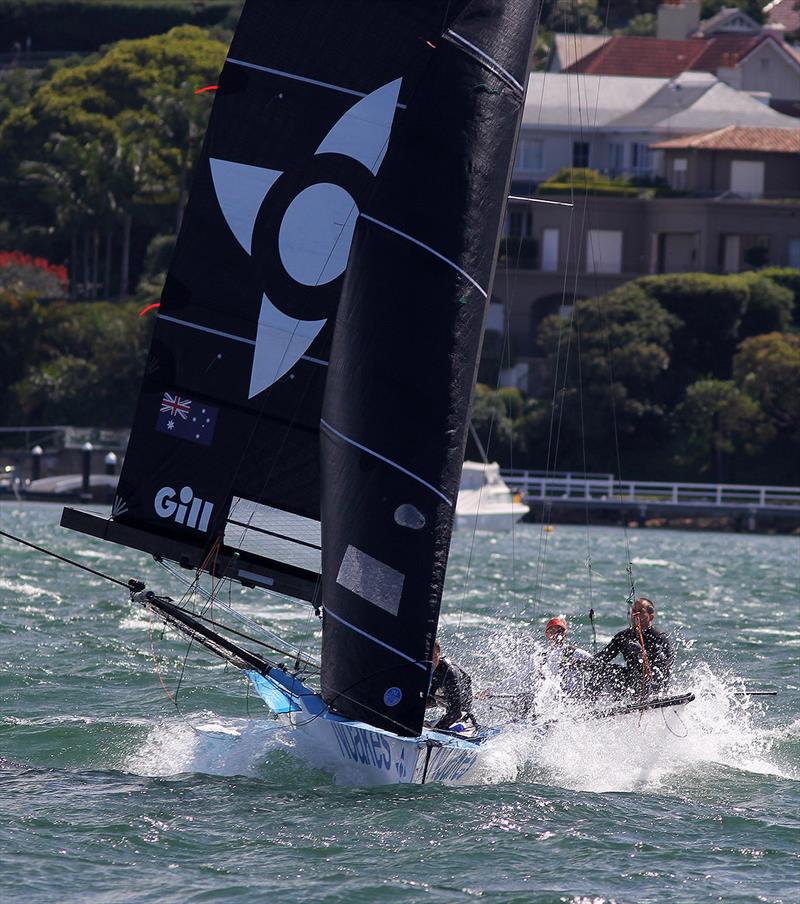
[154,485,214,532]
[209,78,402,398]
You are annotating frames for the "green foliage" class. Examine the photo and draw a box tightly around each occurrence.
[141,233,175,279]
[0,25,227,295]
[624,13,656,36]
[470,384,516,465]
[673,378,773,479]
[759,267,800,327]
[6,298,151,425]
[733,333,800,442]
[529,283,678,474]
[635,273,749,388]
[737,273,793,339]
[543,0,602,34]
[0,291,43,421]
[538,168,639,197]
[0,0,236,52]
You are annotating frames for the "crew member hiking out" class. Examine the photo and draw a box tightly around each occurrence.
[426,640,474,731]
[590,597,673,698]
[542,616,592,696]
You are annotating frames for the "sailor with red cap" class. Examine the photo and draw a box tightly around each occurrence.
[543,615,591,694]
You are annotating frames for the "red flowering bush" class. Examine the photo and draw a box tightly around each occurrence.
[0,251,68,298]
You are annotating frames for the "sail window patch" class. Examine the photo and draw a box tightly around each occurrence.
[226,497,321,574]
[336,545,404,616]
[394,504,425,530]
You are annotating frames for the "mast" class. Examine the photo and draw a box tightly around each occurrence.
[319,0,540,735]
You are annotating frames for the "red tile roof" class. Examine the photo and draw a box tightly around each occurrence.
[566,36,706,77]
[652,125,800,152]
[765,0,800,35]
[565,34,792,78]
[690,34,763,71]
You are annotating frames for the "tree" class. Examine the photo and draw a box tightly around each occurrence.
[737,273,793,339]
[759,268,800,327]
[635,273,749,393]
[0,26,226,296]
[733,333,800,444]
[532,283,678,474]
[469,384,516,466]
[673,379,773,481]
[9,300,152,426]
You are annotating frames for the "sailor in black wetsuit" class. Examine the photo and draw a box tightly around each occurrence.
[589,597,673,698]
[426,640,474,730]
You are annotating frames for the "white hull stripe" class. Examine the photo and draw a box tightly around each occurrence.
[445,30,524,94]
[324,607,428,670]
[320,418,453,506]
[360,214,487,298]
[227,58,406,108]
[159,315,327,365]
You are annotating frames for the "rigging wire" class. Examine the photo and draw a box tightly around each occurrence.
[0,529,129,588]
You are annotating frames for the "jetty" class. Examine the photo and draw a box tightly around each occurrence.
[504,470,800,532]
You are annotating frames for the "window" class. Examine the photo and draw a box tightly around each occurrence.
[789,238,800,270]
[632,142,654,176]
[515,138,544,172]
[541,228,559,272]
[672,157,688,190]
[730,160,764,198]
[607,142,624,176]
[506,208,532,237]
[586,230,623,274]
[572,141,590,169]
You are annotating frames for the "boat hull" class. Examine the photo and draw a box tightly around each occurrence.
[261,669,485,785]
[455,507,529,532]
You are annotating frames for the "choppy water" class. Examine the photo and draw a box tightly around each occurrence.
[1,503,798,903]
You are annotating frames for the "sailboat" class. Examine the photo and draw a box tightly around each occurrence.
[60,0,542,785]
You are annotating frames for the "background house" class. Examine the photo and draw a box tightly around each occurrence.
[513,72,799,187]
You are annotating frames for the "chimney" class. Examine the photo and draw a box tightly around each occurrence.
[657,0,702,40]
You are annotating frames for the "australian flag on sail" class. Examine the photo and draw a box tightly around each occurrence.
[155,390,218,446]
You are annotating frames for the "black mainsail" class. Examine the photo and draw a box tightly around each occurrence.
[61,0,539,738]
[319,1,539,734]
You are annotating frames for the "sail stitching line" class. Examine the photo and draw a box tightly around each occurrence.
[443,30,523,94]
[320,418,453,505]
[158,314,327,366]
[226,57,407,108]
[323,607,428,670]
[360,214,487,298]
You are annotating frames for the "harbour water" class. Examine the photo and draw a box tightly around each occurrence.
[1,503,798,902]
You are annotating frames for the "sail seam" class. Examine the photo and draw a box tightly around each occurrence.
[320,418,453,505]
[443,30,524,94]
[324,607,428,670]
[159,314,328,367]
[226,57,407,108]
[360,214,487,298]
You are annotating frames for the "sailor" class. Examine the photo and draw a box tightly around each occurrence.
[589,597,673,697]
[426,640,474,731]
[542,616,592,695]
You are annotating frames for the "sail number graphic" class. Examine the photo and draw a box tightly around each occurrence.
[210,78,402,398]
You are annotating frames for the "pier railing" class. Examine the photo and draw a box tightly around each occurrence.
[502,471,800,511]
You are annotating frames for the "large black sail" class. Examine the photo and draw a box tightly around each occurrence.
[63,1,476,601]
[320,1,540,734]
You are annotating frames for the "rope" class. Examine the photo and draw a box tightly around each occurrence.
[0,528,129,588]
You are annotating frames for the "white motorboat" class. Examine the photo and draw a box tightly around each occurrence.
[456,461,530,531]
